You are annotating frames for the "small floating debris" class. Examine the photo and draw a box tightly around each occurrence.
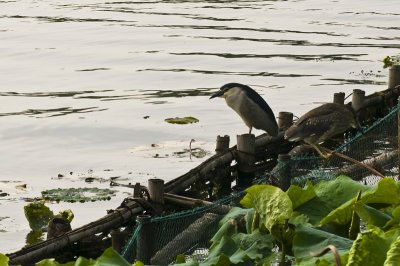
[164,116,199,124]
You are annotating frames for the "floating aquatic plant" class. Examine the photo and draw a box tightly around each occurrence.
[41,187,117,203]
[164,116,199,124]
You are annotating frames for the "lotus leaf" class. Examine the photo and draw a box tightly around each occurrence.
[347,228,396,266]
[165,116,199,124]
[240,185,292,231]
[41,187,116,203]
[287,181,316,210]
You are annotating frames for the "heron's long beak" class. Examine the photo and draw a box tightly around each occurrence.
[209,90,224,99]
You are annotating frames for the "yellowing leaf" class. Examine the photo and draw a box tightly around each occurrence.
[240,185,292,231]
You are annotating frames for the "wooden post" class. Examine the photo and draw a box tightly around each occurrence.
[352,89,365,112]
[215,135,232,196]
[389,66,400,89]
[148,179,164,214]
[278,112,293,130]
[215,135,230,154]
[236,134,255,188]
[133,182,142,198]
[136,215,152,265]
[277,154,291,191]
[111,229,128,253]
[333,92,345,105]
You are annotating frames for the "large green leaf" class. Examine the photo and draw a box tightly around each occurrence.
[36,248,130,266]
[362,178,400,205]
[293,224,353,259]
[384,235,400,266]
[287,181,316,210]
[384,205,400,230]
[354,202,392,228]
[296,176,370,225]
[347,227,400,266]
[240,185,292,231]
[218,207,250,227]
[320,177,397,226]
[24,201,55,232]
[0,254,9,266]
[203,229,274,266]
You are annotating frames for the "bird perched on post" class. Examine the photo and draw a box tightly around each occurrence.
[284,103,360,158]
[209,83,278,136]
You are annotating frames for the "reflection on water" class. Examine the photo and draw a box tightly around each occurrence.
[1,0,400,253]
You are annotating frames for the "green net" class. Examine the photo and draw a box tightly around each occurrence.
[122,103,400,265]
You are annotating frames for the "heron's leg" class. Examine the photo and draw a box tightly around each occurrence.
[249,127,252,134]
[310,144,332,159]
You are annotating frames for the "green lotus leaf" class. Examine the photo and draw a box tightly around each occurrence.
[297,176,370,225]
[24,201,55,232]
[354,201,392,228]
[347,228,395,266]
[384,205,400,230]
[384,235,400,265]
[205,229,273,266]
[240,185,292,231]
[293,224,353,259]
[321,177,399,226]
[0,253,9,266]
[41,187,117,203]
[287,181,316,210]
[165,116,199,124]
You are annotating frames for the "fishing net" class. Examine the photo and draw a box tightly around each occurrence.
[122,103,400,265]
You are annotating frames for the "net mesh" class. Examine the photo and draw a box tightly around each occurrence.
[122,104,400,265]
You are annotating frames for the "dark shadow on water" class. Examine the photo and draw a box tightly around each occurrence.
[137,68,319,77]
[169,52,368,61]
[0,107,107,118]
[0,90,113,98]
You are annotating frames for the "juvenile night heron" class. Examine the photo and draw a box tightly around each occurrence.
[210,83,278,136]
[284,103,359,158]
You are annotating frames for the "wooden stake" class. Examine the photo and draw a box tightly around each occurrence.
[148,179,164,214]
[278,112,293,130]
[215,135,230,154]
[215,135,232,196]
[352,89,365,112]
[136,215,152,265]
[236,134,255,188]
[389,66,400,89]
[111,229,128,253]
[333,92,345,105]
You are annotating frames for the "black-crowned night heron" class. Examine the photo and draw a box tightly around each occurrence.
[210,83,278,136]
[284,103,359,158]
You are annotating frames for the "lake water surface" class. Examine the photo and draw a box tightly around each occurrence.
[0,0,399,253]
